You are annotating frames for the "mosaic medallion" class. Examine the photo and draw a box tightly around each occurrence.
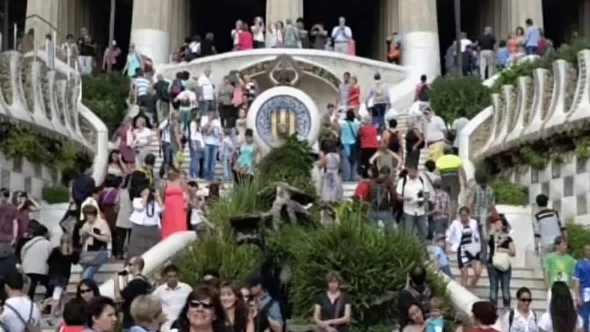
[255,94,312,147]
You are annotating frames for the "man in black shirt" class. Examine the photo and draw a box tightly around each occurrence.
[77,28,96,75]
[478,26,497,80]
[116,257,152,330]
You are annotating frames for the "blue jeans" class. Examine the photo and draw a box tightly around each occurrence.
[203,144,219,181]
[0,255,17,279]
[190,140,202,179]
[580,301,590,332]
[372,103,387,134]
[487,263,511,308]
[341,149,357,182]
[222,158,232,182]
[369,210,394,231]
[526,46,537,55]
[200,100,213,117]
[161,142,176,175]
[439,265,453,279]
[82,249,108,280]
[401,213,428,240]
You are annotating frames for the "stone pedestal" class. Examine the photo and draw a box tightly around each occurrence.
[398,0,440,77]
[130,0,173,64]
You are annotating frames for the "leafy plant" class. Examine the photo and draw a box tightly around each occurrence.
[574,136,590,161]
[257,135,317,195]
[42,185,70,204]
[175,235,262,287]
[82,73,130,134]
[490,178,528,206]
[429,76,492,122]
[566,222,590,259]
[206,179,266,229]
[518,145,549,170]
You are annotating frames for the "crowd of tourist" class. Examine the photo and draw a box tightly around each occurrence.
[445,18,555,79]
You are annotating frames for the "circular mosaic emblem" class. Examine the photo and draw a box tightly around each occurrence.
[255,94,312,147]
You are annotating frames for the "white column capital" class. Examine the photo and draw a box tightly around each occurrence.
[265,0,303,25]
[130,0,172,64]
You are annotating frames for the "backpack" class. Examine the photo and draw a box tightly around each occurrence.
[508,308,536,331]
[417,84,430,102]
[169,79,184,99]
[407,286,432,318]
[5,301,41,332]
[374,82,387,104]
[370,181,390,211]
[386,129,401,153]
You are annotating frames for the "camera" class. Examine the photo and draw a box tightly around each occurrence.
[416,190,425,207]
[118,270,129,276]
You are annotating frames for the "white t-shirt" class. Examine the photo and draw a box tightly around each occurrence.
[152,282,193,329]
[460,38,472,52]
[396,176,427,216]
[198,74,214,101]
[130,198,163,227]
[538,312,582,332]
[133,127,153,148]
[423,115,446,143]
[1,296,41,332]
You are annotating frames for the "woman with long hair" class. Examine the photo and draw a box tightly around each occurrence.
[172,286,227,332]
[128,187,163,258]
[47,234,80,316]
[12,190,40,255]
[106,150,128,177]
[401,302,426,332]
[340,110,359,182]
[319,139,343,203]
[161,168,187,239]
[312,271,351,332]
[76,278,100,304]
[447,207,483,289]
[539,281,582,332]
[219,281,253,332]
[99,174,123,250]
[132,115,153,166]
[114,175,133,260]
[112,116,136,165]
[486,217,515,309]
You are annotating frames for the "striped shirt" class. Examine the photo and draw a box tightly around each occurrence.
[135,77,151,96]
[534,208,565,248]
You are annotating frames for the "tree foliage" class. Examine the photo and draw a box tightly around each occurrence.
[81,73,130,134]
[429,76,492,123]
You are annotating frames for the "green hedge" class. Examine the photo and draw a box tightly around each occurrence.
[566,223,590,259]
[81,73,130,134]
[42,185,70,204]
[490,178,528,206]
[429,76,491,123]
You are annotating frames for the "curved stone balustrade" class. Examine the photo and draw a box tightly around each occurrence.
[0,50,110,184]
[462,50,590,161]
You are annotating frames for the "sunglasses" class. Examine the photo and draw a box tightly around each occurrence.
[519,298,532,303]
[79,288,93,294]
[189,300,214,309]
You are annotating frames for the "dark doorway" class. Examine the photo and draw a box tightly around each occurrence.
[192,0,266,53]
[303,0,379,58]
[1,0,28,50]
[543,0,580,46]
[88,0,133,71]
[436,0,479,74]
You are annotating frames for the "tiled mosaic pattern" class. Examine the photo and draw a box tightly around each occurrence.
[0,152,58,199]
[506,152,590,225]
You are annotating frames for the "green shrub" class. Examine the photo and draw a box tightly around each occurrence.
[268,216,449,328]
[82,73,130,134]
[257,135,316,196]
[566,222,590,259]
[206,179,266,228]
[175,235,262,287]
[490,178,528,206]
[519,145,549,170]
[429,76,491,122]
[42,185,70,204]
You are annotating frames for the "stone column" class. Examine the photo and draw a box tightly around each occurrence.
[266,0,303,26]
[378,0,399,61]
[580,0,590,38]
[25,0,62,47]
[398,0,440,77]
[130,0,172,64]
[507,0,544,32]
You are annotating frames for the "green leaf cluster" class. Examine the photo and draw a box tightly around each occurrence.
[518,145,549,170]
[429,76,492,123]
[565,222,590,259]
[0,121,90,178]
[256,135,317,196]
[490,178,528,206]
[41,185,70,204]
[574,136,590,161]
[81,73,130,134]
[490,37,590,93]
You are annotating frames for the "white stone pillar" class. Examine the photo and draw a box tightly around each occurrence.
[508,0,544,32]
[130,0,172,64]
[398,0,440,77]
[379,0,399,60]
[266,0,303,26]
[580,0,590,38]
[25,0,61,47]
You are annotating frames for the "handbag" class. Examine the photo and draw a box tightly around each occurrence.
[79,250,101,267]
[492,235,511,271]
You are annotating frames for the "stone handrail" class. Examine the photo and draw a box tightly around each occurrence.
[0,48,108,184]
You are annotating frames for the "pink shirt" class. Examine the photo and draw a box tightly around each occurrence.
[237,31,254,50]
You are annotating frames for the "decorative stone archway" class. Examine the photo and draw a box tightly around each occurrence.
[239,54,341,90]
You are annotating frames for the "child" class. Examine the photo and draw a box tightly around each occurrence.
[234,129,258,183]
[220,128,236,182]
[432,235,452,278]
[426,297,444,332]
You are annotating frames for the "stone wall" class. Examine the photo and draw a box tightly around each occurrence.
[0,151,59,200]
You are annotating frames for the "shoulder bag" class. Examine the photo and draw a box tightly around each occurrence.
[492,235,511,271]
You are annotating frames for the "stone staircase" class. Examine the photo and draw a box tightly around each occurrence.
[448,254,547,317]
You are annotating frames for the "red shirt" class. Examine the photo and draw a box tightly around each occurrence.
[348,85,360,107]
[358,125,378,149]
[354,180,371,201]
[237,31,254,50]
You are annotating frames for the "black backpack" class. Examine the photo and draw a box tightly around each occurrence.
[370,181,390,211]
[387,130,401,154]
[417,84,430,102]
